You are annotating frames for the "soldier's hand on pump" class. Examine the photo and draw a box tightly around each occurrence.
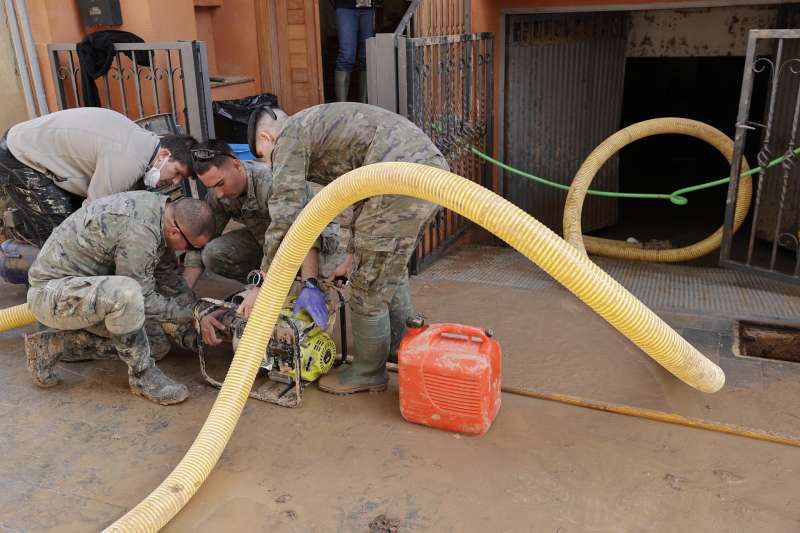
[200,309,227,346]
[324,252,353,284]
[237,287,260,319]
[294,278,328,329]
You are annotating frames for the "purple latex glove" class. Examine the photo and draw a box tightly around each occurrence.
[294,284,328,329]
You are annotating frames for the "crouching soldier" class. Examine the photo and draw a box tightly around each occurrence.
[181,141,343,345]
[182,140,342,288]
[24,192,215,405]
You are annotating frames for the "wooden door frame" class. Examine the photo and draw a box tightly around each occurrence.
[254,0,325,113]
[255,0,282,98]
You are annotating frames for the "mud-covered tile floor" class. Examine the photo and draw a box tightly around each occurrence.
[0,266,799,532]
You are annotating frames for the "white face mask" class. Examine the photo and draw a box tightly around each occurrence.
[144,156,168,189]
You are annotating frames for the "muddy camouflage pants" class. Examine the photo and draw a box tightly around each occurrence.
[27,275,196,364]
[0,137,81,246]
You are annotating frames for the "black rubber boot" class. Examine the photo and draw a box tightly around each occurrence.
[112,328,189,405]
[24,328,65,387]
[318,309,390,395]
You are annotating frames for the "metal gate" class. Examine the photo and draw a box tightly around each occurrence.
[47,41,215,140]
[503,13,627,232]
[721,28,800,284]
[393,0,493,273]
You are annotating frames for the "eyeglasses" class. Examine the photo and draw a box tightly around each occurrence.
[172,199,203,251]
[191,148,236,162]
[174,218,202,251]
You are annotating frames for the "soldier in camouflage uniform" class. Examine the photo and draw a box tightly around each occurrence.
[25,192,215,405]
[185,140,342,345]
[182,141,341,289]
[247,102,449,395]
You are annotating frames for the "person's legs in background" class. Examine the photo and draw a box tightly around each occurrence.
[335,8,358,102]
[356,8,375,103]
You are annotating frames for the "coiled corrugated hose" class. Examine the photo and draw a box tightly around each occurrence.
[0,163,724,531]
[563,117,752,261]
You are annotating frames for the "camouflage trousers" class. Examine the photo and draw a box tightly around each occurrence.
[349,195,436,315]
[27,275,197,364]
[349,143,448,315]
[201,228,261,284]
[202,227,349,283]
[0,136,81,246]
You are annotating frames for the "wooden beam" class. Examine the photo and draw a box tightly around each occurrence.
[254,0,282,100]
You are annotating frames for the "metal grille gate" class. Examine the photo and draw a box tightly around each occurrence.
[721,29,800,284]
[393,0,493,273]
[47,41,215,140]
[503,13,626,232]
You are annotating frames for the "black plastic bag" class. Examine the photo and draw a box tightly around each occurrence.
[212,93,279,143]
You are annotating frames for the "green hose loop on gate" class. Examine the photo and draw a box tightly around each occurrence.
[668,145,800,199]
[469,147,689,205]
[431,126,800,205]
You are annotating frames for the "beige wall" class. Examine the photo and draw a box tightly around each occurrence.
[0,6,30,132]
[628,5,779,57]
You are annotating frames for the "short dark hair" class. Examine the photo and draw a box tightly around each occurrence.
[159,134,199,175]
[173,197,215,240]
[192,139,238,176]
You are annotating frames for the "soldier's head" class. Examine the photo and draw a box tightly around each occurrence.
[164,197,215,252]
[193,140,248,200]
[247,106,289,161]
[146,134,199,189]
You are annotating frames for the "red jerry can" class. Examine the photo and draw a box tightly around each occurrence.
[398,322,502,435]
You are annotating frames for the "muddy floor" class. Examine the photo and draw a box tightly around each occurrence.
[1,258,799,532]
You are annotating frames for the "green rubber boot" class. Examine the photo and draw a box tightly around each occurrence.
[318,309,390,394]
[358,70,368,103]
[388,281,413,364]
[335,70,351,102]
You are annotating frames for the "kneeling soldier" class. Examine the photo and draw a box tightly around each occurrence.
[24,192,214,405]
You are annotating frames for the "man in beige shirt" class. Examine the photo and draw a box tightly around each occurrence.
[0,107,197,245]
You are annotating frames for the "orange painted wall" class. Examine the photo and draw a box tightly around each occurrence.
[25,0,200,114]
[206,0,262,88]
[195,7,219,73]
[23,0,265,120]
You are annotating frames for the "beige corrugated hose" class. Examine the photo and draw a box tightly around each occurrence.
[563,117,752,261]
[0,163,725,531]
[0,303,35,330]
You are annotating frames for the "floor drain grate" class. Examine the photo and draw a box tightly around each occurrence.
[736,321,800,363]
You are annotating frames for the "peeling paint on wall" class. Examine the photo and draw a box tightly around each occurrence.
[627,5,779,57]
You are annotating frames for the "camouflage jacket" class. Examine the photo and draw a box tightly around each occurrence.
[184,160,339,272]
[184,160,273,269]
[28,191,194,322]
[263,102,447,264]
